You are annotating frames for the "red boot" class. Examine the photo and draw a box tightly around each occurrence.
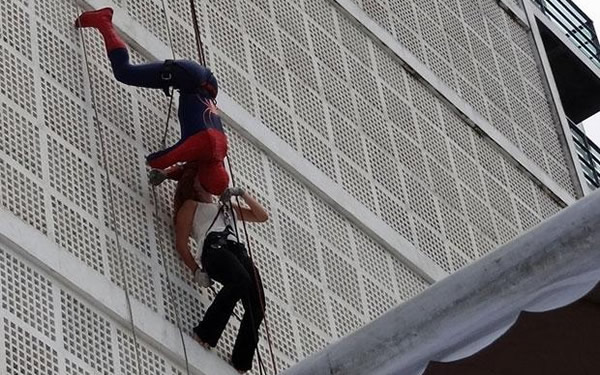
[74,7,126,52]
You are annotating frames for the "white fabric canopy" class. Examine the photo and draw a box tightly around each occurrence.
[282,190,600,375]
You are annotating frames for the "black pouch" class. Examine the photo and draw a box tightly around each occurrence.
[204,230,229,251]
[227,239,248,258]
[201,231,227,267]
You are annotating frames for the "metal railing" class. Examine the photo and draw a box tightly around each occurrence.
[534,0,600,67]
[569,119,600,189]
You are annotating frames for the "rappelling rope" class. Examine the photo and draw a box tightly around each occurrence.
[188,0,207,67]
[159,0,176,147]
[153,1,278,373]
[149,2,193,375]
[76,12,143,375]
[186,0,278,372]
[225,156,279,375]
[150,189,192,375]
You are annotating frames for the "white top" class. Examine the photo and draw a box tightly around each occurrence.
[191,201,234,257]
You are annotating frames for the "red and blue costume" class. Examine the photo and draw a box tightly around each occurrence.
[76,8,229,195]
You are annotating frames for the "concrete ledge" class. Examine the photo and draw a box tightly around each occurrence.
[0,209,237,375]
[497,0,529,28]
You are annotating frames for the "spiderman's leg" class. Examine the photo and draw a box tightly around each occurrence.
[75,8,166,89]
[146,129,228,169]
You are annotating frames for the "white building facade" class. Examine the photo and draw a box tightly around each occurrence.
[0,0,596,374]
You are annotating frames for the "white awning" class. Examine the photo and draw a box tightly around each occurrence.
[282,190,600,375]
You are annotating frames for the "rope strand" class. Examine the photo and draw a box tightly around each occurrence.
[160,0,177,60]
[226,156,279,375]
[152,188,192,375]
[160,1,278,373]
[222,198,267,375]
[152,3,192,375]
[77,15,143,375]
[188,0,207,66]
[187,0,278,371]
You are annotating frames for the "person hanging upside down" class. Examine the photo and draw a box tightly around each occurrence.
[173,164,268,374]
[75,7,229,195]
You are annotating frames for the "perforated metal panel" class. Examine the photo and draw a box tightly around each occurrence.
[4,318,59,375]
[0,102,42,177]
[0,0,573,373]
[350,0,574,196]
[0,159,46,234]
[107,236,158,312]
[61,290,114,374]
[117,328,167,375]
[0,44,36,115]
[0,245,199,374]
[0,250,55,341]
[51,196,104,274]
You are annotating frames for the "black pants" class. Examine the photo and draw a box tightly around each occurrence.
[194,234,265,372]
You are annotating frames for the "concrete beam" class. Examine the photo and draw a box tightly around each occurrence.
[496,0,529,28]
[280,190,600,375]
[522,0,588,197]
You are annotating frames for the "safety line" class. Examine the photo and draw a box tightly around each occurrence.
[150,188,192,375]
[153,2,193,375]
[156,2,245,373]
[160,0,177,60]
[219,197,267,375]
[159,1,278,373]
[226,155,279,375]
[188,0,207,66]
[76,14,143,375]
[186,0,277,371]
[159,0,176,146]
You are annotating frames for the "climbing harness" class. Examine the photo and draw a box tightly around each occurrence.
[160,59,175,97]
[76,12,143,375]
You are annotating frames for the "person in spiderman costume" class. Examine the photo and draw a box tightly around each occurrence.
[75,7,229,195]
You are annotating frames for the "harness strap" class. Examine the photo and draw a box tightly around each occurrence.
[160,59,175,97]
[159,60,214,98]
[204,203,236,238]
[204,203,224,238]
